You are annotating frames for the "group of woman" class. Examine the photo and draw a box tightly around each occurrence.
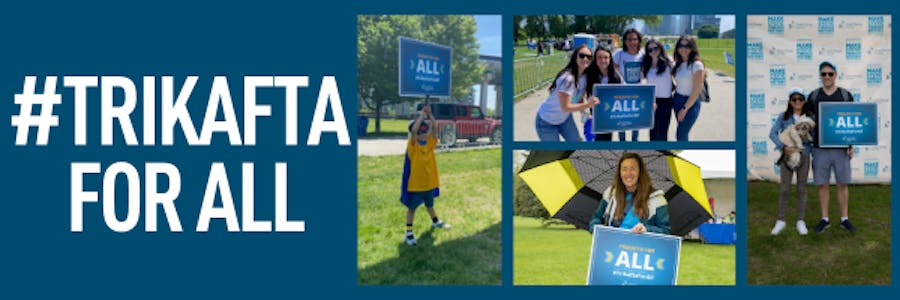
[535,29,705,142]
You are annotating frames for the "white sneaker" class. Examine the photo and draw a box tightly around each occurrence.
[771,220,786,235]
[796,220,808,235]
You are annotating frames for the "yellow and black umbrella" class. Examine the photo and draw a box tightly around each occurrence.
[518,150,712,236]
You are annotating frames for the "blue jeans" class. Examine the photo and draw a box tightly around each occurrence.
[536,113,581,141]
[673,93,701,141]
[650,97,673,141]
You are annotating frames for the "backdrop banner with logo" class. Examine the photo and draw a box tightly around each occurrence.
[746,15,891,184]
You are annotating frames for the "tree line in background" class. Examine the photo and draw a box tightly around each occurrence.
[514,15,662,43]
[358,15,485,133]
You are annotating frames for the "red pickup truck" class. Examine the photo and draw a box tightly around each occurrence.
[418,103,501,146]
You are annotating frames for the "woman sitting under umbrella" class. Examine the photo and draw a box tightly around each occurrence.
[588,152,671,234]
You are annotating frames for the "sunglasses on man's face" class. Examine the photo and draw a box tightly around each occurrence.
[820,72,835,77]
[578,53,593,60]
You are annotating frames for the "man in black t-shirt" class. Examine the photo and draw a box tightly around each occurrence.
[806,61,856,233]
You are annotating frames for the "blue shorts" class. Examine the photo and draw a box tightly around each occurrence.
[405,190,436,209]
[812,148,851,185]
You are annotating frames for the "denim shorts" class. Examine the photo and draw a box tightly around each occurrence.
[812,148,851,185]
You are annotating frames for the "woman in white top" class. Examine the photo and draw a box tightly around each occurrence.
[585,46,623,141]
[642,39,675,141]
[612,28,645,142]
[535,45,599,141]
[671,35,704,141]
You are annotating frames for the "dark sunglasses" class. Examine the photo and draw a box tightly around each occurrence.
[820,72,835,77]
[790,97,806,102]
[578,53,593,59]
[677,43,690,49]
[648,46,659,52]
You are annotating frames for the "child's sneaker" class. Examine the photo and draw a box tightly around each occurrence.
[405,232,417,245]
[432,220,451,229]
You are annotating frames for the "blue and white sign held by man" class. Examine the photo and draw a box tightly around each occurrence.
[805,61,857,234]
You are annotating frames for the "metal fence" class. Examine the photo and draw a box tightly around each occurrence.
[514,53,567,99]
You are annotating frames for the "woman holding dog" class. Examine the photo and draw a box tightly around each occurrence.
[768,87,814,235]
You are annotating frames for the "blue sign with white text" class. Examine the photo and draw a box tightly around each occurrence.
[818,102,878,147]
[399,36,452,98]
[587,225,681,285]
[592,84,655,133]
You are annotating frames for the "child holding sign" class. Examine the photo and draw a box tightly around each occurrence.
[400,105,450,246]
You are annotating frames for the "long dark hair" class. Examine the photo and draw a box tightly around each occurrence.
[642,39,671,77]
[622,28,643,53]
[613,153,654,221]
[672,35,701,76]
[586,46,621,96]
[549,44,590,93]
[782,93,813,120]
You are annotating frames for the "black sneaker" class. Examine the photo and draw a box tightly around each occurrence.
[840,219,857,233]
[813,219,831,233]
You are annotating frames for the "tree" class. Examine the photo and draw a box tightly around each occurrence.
[514,15,526,43]
[358,15,485,133]
[697,24,720,38]
[524,15,548,40]
[547,15,569,40]
[569,15,661,35]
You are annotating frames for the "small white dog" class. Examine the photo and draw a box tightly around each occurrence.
[778,115,816,170]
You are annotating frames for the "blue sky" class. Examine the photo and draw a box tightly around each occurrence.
[474,15,502,57]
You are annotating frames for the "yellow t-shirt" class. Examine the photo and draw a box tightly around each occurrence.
[406,136,439,192]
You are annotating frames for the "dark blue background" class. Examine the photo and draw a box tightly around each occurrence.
[0,0,896,298]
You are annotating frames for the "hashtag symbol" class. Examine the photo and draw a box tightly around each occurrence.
[11,76,61,145]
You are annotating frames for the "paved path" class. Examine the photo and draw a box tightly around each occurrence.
[358,138,499,156]
[514,70,736,142]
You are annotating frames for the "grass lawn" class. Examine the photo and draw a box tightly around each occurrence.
[514,216,735,285]
[747,181,891,285]
[363,118,411,138]
[358,149,501,285]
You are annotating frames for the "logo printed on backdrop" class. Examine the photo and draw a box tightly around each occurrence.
[838,19,865,31]
[846,38,862,60]
[748,39,764,61]
[865,159,879,177]
[749,90,765,111]
[867,64,883,87]
[788,19,814,31]
[867,46,891,57]
[849,88,863,103]
[789,72,814,83]
[818,16,835,35]
[752,138,768,156]
[796,39,813,61]
[869,16,885,34]
[768,16,784,34]
[769,65,786,86]
[818,45,843,57]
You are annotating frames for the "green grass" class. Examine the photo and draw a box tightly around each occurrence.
[514,216,735,285]
[363,118,410,138]
[747,181,891,285]
[512,39,734,100]
[358,149,501,285]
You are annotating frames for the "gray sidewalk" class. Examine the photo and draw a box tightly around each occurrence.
[514,70,736,142]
